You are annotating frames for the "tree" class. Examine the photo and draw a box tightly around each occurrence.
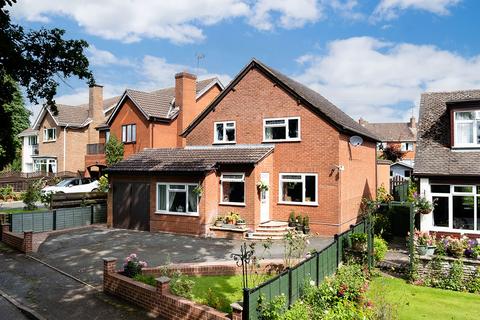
[0,0,94,165]
[0,76,30,170]
[105,135,124,166]
[381,144,405,163]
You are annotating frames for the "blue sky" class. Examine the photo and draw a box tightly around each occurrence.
[9,0,480,122]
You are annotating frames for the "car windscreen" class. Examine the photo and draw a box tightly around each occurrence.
[56,179,74,187]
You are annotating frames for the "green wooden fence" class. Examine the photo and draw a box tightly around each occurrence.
[9,204,107,233]
[243,219,372,320]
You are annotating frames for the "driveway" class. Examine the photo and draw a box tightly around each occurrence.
[33,226,333,285]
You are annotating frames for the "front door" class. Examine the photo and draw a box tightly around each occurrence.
[260,172,270,223]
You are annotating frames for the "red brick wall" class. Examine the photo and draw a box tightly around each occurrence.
[1,230,32,253]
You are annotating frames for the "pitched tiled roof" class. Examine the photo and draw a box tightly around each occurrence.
[414,90,480,176]
[362,122,417,142]
[182,59,379,141]
[18,128,38,137]
[107,145,274,173]
[120,78,219,120]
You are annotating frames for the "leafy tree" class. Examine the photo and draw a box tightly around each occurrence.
[0,77,30,169]
[381,145,405,163]
[0,0,94,165]
[105,135,124,166]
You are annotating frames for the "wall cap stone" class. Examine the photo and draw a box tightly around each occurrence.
[103,257,117,262]
[156,276,170,284]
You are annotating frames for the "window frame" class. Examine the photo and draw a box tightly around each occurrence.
[43,128,56,142]
[33,158,57,173]
[278,173,318,206]
[220,173,246,206]
[28,136,38,146]
[401,142,414,151]
[263,117,301,142]
[452,110,480,148]
[213,121,236,144]
[121,124,137,143]
[155,182,199,216]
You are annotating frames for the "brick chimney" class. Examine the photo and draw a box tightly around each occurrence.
[175,72,197,147]
[88,84,104,144]
[358,118,368,126]
[408,116,416,129]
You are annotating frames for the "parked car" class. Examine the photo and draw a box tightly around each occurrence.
[41,178,99,194]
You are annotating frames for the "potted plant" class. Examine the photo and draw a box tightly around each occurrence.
[288,211,296,227]
[246,229,255,238]
[226,212,240,225]
[214,216,224,227]
[413,230,428,256]
[236,217,246,228]
[192,185,204,197]
[350,233,368,252]
[256,181,269,192]
[302,216,310,234]
[426,232,437,256]
[413,194,434,215]
[295,214,303,232]
[447,237,466,258]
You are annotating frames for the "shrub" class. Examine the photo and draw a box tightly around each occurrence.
[439,260,465,291]
[465,268,480,294]
[105,135,124,166]
[97,174,109,192]
[204,288,228,311]
[381,145,405,162]
[133,274,156,286]
[123,253,147,278]
[373,237,388,263]
[0,185,14,201]
[169,271,195,299]
[22,179,43,210]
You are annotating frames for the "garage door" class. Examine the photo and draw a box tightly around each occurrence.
[113,182,150,231]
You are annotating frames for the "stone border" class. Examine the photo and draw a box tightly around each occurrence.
[417,255,480,280]
[103,258,237,320]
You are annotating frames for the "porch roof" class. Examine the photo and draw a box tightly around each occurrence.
[106,145,274,173]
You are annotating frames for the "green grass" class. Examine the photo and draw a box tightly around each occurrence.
[369,276,480,320]
[0,208,48,214]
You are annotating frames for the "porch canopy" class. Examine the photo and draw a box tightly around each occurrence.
[106,145,274,173]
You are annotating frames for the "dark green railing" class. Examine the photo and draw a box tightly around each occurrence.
[243,218,373,320]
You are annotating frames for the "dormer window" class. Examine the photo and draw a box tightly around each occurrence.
[214,121,236,144]
[453,110,480,147]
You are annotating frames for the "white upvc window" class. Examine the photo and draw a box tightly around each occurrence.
[220,173,245,205]
[214,121,236,144]
[156,183,199,216]
[43,128,56,142]
[453,110,480,147]
[279,173,317,205]
[28,136,38,146]
[33,158,57,173]
[430,184,480,232]
[401,142,414,151]
[263,117,300,142]
[122,124,136,143]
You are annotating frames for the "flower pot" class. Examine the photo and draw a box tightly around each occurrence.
[426,246,436,256]
[295,223,303,232]
[214,221,223,227]
[288,221,296,228]
[416,245,428,256]
[417,209,432,215]
[303,226,310,234]
[236,222,246,228]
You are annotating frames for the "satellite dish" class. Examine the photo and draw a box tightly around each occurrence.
[349,135,363,147]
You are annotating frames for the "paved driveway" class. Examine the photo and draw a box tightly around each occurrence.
[33,226,333,285]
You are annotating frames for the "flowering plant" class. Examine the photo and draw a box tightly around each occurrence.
[413,230,436,246]
[256,181,269,191]
[412,192,435,214]
[123,253,148,278]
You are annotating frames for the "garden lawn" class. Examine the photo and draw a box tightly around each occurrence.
[369,276,480,320]
[0,208,48,214]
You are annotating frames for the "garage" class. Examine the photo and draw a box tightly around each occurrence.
[112,182,150,231]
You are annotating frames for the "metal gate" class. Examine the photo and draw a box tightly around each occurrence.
[112,182,150,231]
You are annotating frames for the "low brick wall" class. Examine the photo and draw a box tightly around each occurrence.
[418,255,480,280]
[1,223,32,253]
[209,227,247,240]
[103,258,236,320]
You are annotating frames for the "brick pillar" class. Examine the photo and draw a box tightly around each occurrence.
[1,223,10,241]
[231,302,243,320]
[103,257,117,274]
[156,276,171,295]
[23,231,33,253]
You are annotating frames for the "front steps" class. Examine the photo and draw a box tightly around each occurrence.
[249,221,292,240]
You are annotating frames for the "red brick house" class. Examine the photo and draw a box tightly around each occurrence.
[85,74,223,171]
[106,59,379,236]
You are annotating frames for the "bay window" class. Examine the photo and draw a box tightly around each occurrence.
[33,158,57,173]
[214,121,236,143]
[264,117,300,142]
[279,173,317,205]
[220,173,245,205]
[453,110,480,147]
[156,183,199,215]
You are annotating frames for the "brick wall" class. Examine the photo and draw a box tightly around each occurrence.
[1,225,32,253]
[103,258,231,320]
[417,255,480,281]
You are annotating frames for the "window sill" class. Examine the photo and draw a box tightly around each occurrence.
[219,202,246,207]
[155,211,199,217]
[262,139,301,143]
[43,140,56,143]
[123,141,136,145]
[278,201,318,207]
[451,146,480,151]
[213,141,236,145]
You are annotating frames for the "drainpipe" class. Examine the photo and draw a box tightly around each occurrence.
[63,124,69,173]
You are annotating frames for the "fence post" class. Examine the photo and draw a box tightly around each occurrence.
[367,214,373,270]
[242,288,250,320]
[334,234,340,267]
[315,252,320,286]
[90,205,94,225]
[53,209,57,231]
[408,202,415,273]
[288,268,292,306]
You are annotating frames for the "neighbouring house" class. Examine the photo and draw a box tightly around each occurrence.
[376,159,392,191]
[415,90,480,236]
[390,161,413,179]
[106,59,379,237]
[359,116,417,165]
[18,85,120,175]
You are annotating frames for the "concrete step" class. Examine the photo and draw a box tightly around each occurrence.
[255,227,292,233]
[248,234,285,240]
[258,221,289,228]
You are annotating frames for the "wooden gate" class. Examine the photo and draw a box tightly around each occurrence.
[112,182,150,231]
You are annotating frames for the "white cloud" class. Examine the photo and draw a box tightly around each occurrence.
[10,0,250,44]
[295,36,480,122]
[373,0,461,20]
[87,45,132,66]
[247,0,323,30]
